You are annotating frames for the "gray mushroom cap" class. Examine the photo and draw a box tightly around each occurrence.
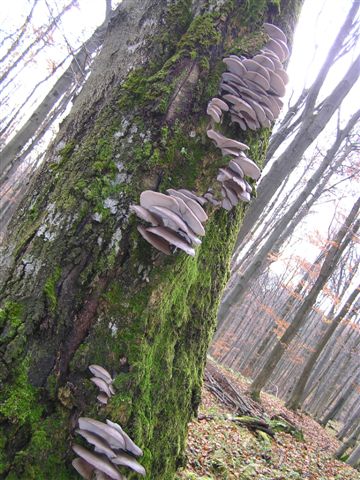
[75,429,116,459]
[222,185,238,206]
[221,197,233,211]
[207,105,221,123]
[112,452,146,476]
[106,419,143,457]
[223,57,247,76]
[268,70,286,97]
[222,71,246,86]
[210,97,229,111]
[90,377,113,398]
[89,365,113,384]
[147,227,196,257]
[207,129,249,151]
[78,418,126,451]
[137,225,171,255]
[242,58,270,81]
[72,457,95,480]
[178,189,207,205]
[130,205,160,226]
[244,70,270,91]
[263,22,287,43]
[148,205,190,234]
[265,39,286,63]
[72,444,122,480]
[97,393,109,405]
[166,189,208,223]
[140,190,179,212]
[232,156,261,180]
[253,54,275,71]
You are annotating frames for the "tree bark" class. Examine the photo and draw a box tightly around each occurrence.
[249,197,360,400]
[0,1,303,478]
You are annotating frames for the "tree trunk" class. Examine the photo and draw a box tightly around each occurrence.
[0,1,303,478]
[249,198,360,400]
[286,282,360,410]
[347,442,360,470]
[336,423,360,459]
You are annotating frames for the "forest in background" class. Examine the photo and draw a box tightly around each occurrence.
[0,0,359,478]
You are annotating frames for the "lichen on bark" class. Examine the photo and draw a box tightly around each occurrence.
[0,0,303,478]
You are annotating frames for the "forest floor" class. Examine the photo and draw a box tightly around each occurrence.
[175,359,358,480]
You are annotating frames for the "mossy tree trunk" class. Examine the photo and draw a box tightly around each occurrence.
[0,1,302,478]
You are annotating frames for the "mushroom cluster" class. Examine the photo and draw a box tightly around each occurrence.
[89,365,116,406]
[208,23,288,130]
[131,189,208,256]
[72,417,145,479]
[205,23,289,210]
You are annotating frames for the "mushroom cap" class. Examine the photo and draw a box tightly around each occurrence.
[242,59,270,81]
[263,22,287,43]
[275,38,289,61]
[137,225,171,255]
[90,377,113,398]
[106,419,143,457]
[177,189,207,205]
[276,67,289,84]
[223,179,245,197]
[228,160,244,177]
[94,471,117,480]
[75,429,116,459]
[140,190,179,212]
[268,70,286,97]
[223,57,247,77]
[222,185,238,207]
[208,103,223,117]
[232,156,261,180]
[245,97,267,125]
[210,97,229,111]
[230,114,247,131]
[239,190,251,202]
[222,71,246,86]
[147,227,196,257]
[235,85,263,102]
[72,457,95,480]
[244,70,270,91]
[130,205,160,226]
[222,94,256,119]
[258,94,280,118]
[204,192,220,206]
[207,129,249,151]
[166,189,208,223]
[221,197,233,211]
[78,418,126,451]
[220,81,240,96]
[149,205,190,234]
[112,452,146,476]
[261,50,283,70]
[207,105,221,123]
[265,39,286,63]
[89,365,113,384]
[97,393,109,405]
[72,444,122,480]
[253,54,275,71]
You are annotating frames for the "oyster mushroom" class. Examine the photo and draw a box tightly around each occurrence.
[112,452,146,476]
[77,418,126,451]
[72,444,122,480]
[137,224,171,255]
[147,226,196,257]
[89,365,113,384]
[106,419,143,457]
[72,457,95,480]
[263,22,287,43]
[90,377,113,398]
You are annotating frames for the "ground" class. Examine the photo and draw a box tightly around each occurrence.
[175,360,358,480]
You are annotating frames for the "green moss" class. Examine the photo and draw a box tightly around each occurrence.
[43,266,62,312]
[0,360,42,425]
